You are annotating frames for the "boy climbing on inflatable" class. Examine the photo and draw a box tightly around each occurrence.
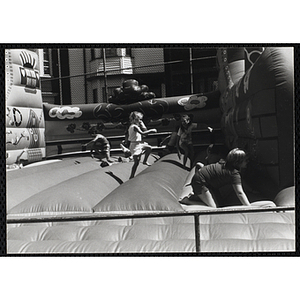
[180,148,251,208]
[128,111,157,179]
[83,127,113,166]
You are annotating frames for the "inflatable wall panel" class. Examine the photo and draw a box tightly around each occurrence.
[6,85,43,108]
[43,91,221,141]
[6,148,46,166]
[6,49,45,165]
[218,47,294,196]
[44,92,220,122]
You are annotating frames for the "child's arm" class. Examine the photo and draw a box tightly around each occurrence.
[133,125,156,135]
[232,184,251,206]
[139,120,147,131]
[83,136,97,147]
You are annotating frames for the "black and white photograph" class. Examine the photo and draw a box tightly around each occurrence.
[4,45,295,254]
[1,2,299,299]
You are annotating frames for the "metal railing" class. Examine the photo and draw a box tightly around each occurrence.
[7,205,295,253]
[45,131,173,156]
[45,128,223,157]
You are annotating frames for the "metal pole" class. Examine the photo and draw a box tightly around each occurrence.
[194,214,200,253]
[189,48,194,94]
[103,48,108,103]
[58,49,63,105]
[83,48,88,104]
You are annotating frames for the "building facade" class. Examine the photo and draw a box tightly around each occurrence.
[39,47,218,105]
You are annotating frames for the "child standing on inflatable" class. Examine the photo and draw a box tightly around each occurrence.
[83,127,113,165]
[176,114,197,169]
[180,148,251,208]
[128,111,157,179]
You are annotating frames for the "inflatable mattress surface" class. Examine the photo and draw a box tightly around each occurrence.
[7,154,295,253]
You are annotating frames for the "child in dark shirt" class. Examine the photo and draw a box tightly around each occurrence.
[180,148,251,208]
[176,114,197,169]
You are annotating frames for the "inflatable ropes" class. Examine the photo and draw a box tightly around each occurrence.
[6,49,45,165]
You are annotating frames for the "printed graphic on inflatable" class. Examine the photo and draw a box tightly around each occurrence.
[44,91,220,122]
[49,106,82,119]
[6,107,45,128]
[178,95,208,110]
[6,128,45,150]
[42,78,221,146]
[6,49,45,166]
[6,106,45,150]
[43,89,221,142]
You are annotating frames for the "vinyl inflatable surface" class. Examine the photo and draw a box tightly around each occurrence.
[7,154,295,253]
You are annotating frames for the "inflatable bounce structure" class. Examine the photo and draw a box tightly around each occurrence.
[6,47,295,254]
[6,50,46,165]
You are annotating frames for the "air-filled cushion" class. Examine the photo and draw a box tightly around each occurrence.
[93,154,188,212]
[8,156,156,215]
[273,186,295,206]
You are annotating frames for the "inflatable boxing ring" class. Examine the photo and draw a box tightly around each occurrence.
[6,47,295,253]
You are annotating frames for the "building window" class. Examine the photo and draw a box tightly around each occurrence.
[91,49,96,60]
[101,48,118,57]
[43,49,50,75]
[37,49,51,77]
[93,88,98,103]
[125,48,132,57]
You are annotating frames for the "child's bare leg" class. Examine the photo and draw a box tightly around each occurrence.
[198,190,217,208]
[142,146,152,165]
[180,144,189,167]
[179,196,202,205]
[105,146,113,163]
[106,152,113,163]
[105,156,113,164]
[130,155,140,179]
[188,145,194,169]
[183,154,188,168]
